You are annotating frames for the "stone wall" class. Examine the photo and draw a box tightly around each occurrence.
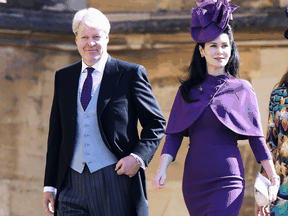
[89,0,288,13]
[0,46,81,215]
[2,0,287,13]
[0,0,288,215]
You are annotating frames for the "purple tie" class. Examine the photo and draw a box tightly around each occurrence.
[81,67,94,111]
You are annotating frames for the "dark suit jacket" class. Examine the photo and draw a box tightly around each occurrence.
[44,55,166,215]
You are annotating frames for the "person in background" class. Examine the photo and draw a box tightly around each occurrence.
[256,69,288,216]
[152,0,279,215]
[42,7,166,216]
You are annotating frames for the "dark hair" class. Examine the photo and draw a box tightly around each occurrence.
[275,69,288,89]
[180,25,240,103]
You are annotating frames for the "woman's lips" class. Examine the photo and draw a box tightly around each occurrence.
[215,57,225,61]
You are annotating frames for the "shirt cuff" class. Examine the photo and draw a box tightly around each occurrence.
[43,186,57,195]
[130,153,145,170]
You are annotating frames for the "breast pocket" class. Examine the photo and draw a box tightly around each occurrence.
[110,99,128,122]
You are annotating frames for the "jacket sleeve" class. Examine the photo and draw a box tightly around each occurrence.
[131,65,166,166]
[44,71,62,187]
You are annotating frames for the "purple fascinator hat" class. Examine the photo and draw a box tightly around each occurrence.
[190,0,239,43]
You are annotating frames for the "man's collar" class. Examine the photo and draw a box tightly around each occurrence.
[81,52,108,74]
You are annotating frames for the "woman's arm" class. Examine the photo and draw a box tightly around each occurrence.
[249,136,279,203]
[260,159,280,201]
[152,133,183,189]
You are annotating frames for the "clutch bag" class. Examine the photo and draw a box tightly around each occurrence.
[254,172,271,206]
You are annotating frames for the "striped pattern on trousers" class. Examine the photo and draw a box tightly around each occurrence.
[57,164,136,216]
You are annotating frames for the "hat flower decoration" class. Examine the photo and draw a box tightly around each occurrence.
[190,0,239,43]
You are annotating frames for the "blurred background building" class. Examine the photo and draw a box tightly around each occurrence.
[0,0,287,215]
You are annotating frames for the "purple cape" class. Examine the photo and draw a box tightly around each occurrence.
[166,74,264,139]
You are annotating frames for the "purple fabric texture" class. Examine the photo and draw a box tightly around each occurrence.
[190,0,238,43]
[162,133,271,163]
[161,102,271,215]
[81,67,94,111]
[166,74,264,139]
[161,73,271,215]
[166,106,245,215]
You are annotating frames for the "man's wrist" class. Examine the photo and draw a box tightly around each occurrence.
[130,153,145,170]
[43,186,57,194]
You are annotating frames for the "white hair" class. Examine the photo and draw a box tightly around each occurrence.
[72,8,111,36]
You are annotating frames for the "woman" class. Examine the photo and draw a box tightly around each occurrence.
[256,70,288,216]
[152,0,279,215]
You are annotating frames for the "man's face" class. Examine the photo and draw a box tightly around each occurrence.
[75,22,109,66]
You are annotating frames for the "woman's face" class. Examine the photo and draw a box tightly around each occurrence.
[199,33,232,74]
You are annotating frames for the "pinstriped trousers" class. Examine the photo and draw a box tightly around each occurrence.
[57,164,136,216]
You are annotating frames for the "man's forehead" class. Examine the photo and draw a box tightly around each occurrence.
[79,23,105,34]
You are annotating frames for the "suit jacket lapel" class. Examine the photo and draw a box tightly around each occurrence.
[68,61,82,133]
[97,55,122,116]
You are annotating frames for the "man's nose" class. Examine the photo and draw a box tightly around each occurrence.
[88,39,96,46]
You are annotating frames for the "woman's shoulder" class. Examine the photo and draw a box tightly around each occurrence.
[271,86,288,96]
[269,86,288,107]
[227,77,254,90]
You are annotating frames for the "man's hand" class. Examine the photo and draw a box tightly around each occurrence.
[43,191,55,215]
[115,155,141,178]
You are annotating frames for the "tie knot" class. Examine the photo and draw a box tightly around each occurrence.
[86,67,94,75]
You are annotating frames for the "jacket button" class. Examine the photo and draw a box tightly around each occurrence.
[217,80,223,85]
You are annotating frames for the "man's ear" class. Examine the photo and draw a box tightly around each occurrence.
[75,35,78,45]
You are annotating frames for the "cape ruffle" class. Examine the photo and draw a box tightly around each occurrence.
[166,75,264,139]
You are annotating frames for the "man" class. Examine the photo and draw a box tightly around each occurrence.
[43,8,166,216]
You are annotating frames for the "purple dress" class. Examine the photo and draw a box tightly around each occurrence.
[162,74,271,216]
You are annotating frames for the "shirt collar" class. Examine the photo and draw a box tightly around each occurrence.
[81,52,108,74]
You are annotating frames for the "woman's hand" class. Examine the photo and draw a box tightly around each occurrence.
[268,176,280,202]
[255,203,270,216]
[152,169,167,189]
[152,154,173,189]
